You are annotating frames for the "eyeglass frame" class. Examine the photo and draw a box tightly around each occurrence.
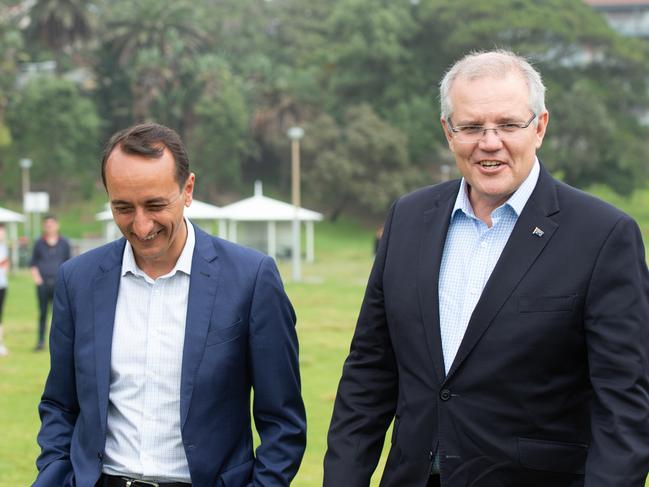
[446,113,537,143]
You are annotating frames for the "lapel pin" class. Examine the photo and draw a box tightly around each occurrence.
[532,226,544,237]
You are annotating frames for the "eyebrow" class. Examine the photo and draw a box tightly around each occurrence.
[111,197,170,206]
[454,115,527,126]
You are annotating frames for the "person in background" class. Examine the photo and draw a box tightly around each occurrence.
[33,122,306,487]
[0,223,9,356]
[30,214,71,351]
[324,50,649,487]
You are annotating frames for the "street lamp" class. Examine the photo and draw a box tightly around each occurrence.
[19,158,32,238]
[287,126,304,282]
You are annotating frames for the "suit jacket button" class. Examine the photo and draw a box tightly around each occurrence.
[97,452,103,462]
[440,389,451,401]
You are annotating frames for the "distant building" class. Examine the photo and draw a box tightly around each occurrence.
[584,0,649,38]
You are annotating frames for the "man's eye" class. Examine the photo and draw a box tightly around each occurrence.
[113,207,133,214]
[458,125,483,134]
[147,205,166,212]
[498,123,521,132]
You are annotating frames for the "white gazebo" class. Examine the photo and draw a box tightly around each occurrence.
[219,181,323,261]
[96,200,225,241]
[0,206,25,268]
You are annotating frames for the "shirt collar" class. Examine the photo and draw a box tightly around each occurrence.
[451,157,540,220]
[122,217,195,279]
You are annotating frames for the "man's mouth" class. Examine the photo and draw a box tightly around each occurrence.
[139,229,162,241]
[478,160,504,168]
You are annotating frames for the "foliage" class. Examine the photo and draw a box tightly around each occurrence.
[26,0,92,72]
[0,0,648,215]
[6,76,101,202]
[186,58,253,198]
[302,104,420,219]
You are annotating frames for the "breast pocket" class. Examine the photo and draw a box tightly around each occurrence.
[518,295,577,313]
[205,319,244,346]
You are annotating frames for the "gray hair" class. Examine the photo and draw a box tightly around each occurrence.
[439,50,546,121]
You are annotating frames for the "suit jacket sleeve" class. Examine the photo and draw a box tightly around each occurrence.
[249,256,306,486]
[323,202,399,487]
[584,215,649,486]
[33,266,78,487]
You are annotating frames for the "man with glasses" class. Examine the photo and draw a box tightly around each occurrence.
[34,123,306,487]
[324,50,649,486]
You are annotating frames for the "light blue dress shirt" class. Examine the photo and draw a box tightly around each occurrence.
[438,160,540,375]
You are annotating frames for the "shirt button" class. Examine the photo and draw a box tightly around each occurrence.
[440,389,451,401]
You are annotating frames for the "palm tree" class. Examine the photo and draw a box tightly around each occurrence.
[102,0,210,121]
[28,0,92,71]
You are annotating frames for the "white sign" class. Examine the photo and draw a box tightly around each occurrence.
[24,192,49,213]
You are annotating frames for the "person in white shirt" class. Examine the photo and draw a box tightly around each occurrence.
[34,122,306,487]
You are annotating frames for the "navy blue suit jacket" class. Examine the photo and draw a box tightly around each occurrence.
[34,225,306,487]
[324,166,649,486]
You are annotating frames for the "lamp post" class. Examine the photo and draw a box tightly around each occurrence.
[19,158,32,239]
[287,126,304,282]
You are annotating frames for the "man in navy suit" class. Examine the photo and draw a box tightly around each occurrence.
[324,50,649,486]
[34,123,306,487]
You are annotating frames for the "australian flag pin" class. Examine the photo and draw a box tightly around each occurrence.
[532,226,544,237]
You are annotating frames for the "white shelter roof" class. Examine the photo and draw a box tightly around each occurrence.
[0,206,25,223]
[96,199,224,222]
[219,182,323,222]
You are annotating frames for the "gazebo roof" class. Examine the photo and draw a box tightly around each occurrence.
[0,206,25,223]
[219,182,323,222]
[95,199,224,221]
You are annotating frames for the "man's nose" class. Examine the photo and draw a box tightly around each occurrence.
[132,209,155,238]
[478,128,504,150]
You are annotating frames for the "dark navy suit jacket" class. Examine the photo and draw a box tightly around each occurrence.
[324,165,649,487]
[34,225,306,487]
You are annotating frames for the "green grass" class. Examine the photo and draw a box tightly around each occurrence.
[1,185,649,486]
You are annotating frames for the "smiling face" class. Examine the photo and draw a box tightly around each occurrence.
[441,71,548,218]
[105,145,194,277]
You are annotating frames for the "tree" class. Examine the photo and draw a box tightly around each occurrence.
[302,105,420,220]
[7,76,101,202]
[27,0,92,71]
[185,58,253,199]
[99,0,210,122]
[0,4,28,199]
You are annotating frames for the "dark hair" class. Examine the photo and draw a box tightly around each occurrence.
[43,214,57,222]
[101,122,190,189]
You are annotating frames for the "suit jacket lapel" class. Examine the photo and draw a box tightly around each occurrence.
[446,167,560,380]
[93,239,125,435]
[180,226,220,428]
[418,182,459,384]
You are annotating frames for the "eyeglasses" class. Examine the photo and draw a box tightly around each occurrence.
[447,113,537,143]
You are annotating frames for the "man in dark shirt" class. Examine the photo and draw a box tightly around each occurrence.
[30,214,71,351]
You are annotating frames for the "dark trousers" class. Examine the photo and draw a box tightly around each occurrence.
[427,474,441,487]
[36,281,55,345]
[0,287,6,323]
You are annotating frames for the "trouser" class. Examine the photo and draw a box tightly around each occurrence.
[427,474,441,487]
[36,281,55,345]
[0,287,6,323]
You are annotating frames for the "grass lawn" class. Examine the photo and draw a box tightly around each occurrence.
[1,185,649,486]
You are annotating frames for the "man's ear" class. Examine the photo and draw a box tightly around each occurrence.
[441,117,455,152]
